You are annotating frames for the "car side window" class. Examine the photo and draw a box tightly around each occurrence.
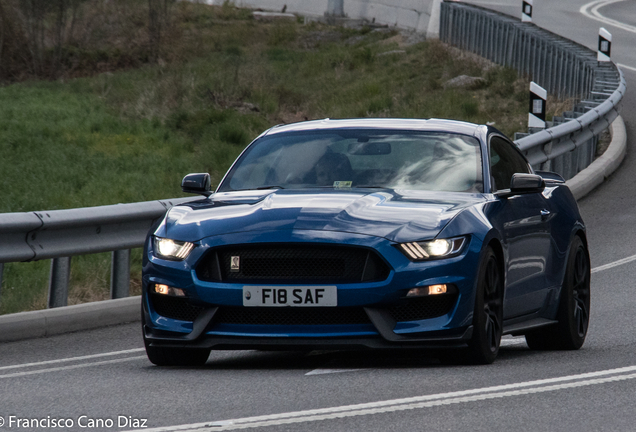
[489,136,531,192]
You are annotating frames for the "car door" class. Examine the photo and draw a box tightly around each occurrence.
[489,135,553,319]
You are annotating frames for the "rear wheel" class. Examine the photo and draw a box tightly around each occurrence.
[525,236,590,350]
[467,247,504,364]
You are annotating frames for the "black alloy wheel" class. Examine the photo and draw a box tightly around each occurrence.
[467,247,504,364]
[526,235,590,350]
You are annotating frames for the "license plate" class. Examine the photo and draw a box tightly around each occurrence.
[243,286,337,307]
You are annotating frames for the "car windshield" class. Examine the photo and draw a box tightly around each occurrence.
[219,129,483,193]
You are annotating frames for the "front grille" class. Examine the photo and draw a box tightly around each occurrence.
[196,245,390,284]
[213,306,371,326]
[388,295,458,322]
[150,294,205,322]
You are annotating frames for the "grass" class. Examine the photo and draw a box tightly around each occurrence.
[0,1,534,315]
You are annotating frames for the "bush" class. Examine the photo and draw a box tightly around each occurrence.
[219,123,250,145]
[486,66,518,97]
[0,0,176,81]
[461,101,480,117]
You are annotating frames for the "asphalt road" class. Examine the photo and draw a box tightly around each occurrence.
[1,1,635,431]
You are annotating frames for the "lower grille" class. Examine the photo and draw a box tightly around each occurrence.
[150,294,456,325]
[388,295,458,322]
[213,306,371,326]
[150,295,204,322]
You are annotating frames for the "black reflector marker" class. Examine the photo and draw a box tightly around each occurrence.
[529,82,547,129]
[598,27,612,62]
[522,0,533,23]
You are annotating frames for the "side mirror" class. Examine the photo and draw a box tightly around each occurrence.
[181,173,212,197]
[509,173,545,194]
[535,170,565,183]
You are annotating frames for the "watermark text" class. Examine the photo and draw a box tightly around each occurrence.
[0,415,147,429]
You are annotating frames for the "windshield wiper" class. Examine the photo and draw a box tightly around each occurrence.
[255,185,285,190]
[307,185,389,189]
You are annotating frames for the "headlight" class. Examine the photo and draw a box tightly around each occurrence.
[153,237,195,261]
[398,236,466,261]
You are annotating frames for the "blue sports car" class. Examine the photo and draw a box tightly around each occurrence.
[142,118,590,365]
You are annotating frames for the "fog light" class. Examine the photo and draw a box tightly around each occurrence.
[406,284,448,297]
[428,284,447,295]
[153,284,186,297]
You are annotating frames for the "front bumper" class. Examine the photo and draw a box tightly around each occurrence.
[142,229,483,349]
[143,308,473,351]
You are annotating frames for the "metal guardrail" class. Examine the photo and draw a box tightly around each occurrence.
[440,1,625,180]
[0,1,627,311]
[0,197,197,307]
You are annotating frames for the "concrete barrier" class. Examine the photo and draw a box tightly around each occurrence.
[0,297,140,342]
[201,0,437,33]
[566,115,627,200]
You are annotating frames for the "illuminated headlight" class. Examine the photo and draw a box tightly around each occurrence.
[399,237,466,261]
[153,237,195,261]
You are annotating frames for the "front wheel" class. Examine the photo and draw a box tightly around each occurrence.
[525,236,590,350]
[142,303,210,366]
[467,247,504,364]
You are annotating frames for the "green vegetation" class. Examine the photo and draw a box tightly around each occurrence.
[0,1,532,314]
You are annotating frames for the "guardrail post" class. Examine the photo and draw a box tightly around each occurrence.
[111,249,131,299]
[49,257,71,308]
[529,82,547,129]
[522,0,533,22]
[598,28,612,62]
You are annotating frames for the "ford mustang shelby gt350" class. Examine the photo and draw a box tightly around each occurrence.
[142,118,590,365]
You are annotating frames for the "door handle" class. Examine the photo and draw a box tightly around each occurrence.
[540,209,550,220]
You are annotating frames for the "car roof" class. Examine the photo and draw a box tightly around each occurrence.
[262,118,483,137]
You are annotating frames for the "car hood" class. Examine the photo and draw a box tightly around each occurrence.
[160,189,486,243]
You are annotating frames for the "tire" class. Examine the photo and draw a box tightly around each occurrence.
[143,335,210,366]
[525,236,590,350]
[142,302,210,366]
[466,247,504,364]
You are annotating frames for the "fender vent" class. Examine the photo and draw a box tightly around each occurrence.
[150,294,204,322]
